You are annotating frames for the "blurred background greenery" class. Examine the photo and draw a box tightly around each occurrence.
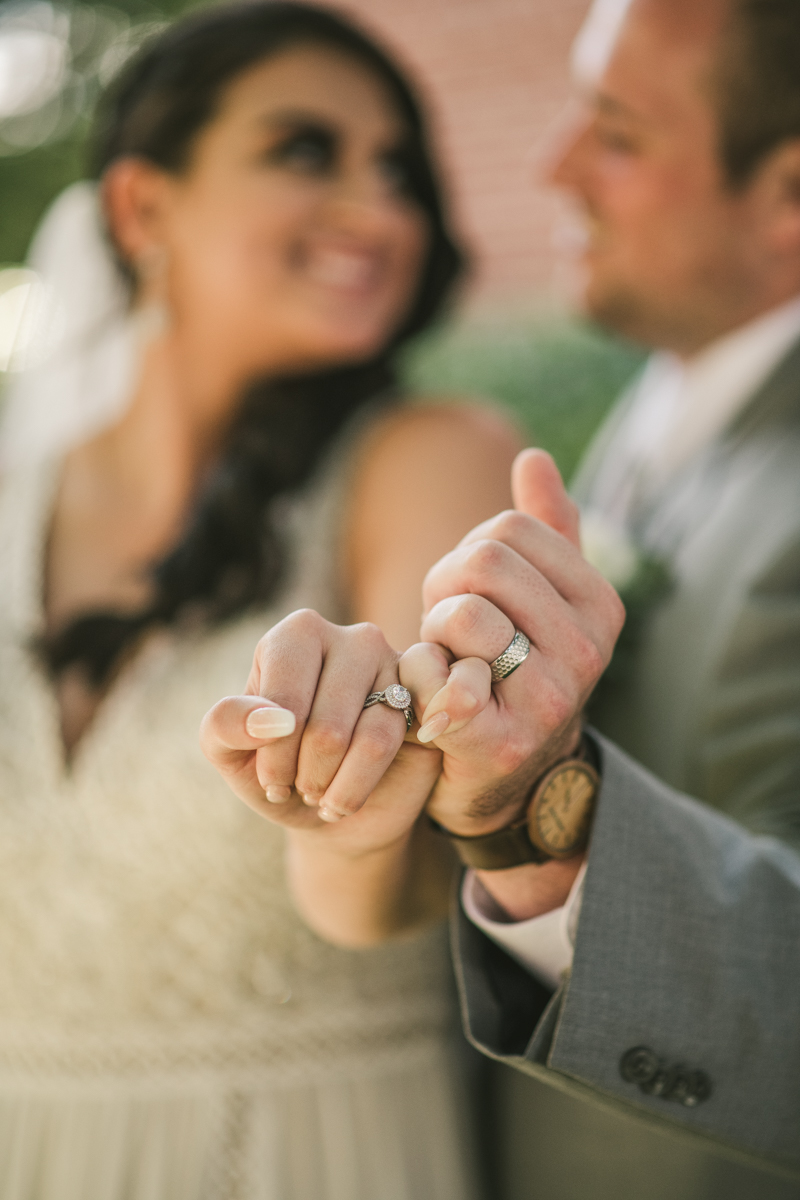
[401,318,642,482]
[0,0,644,477]
[0,0,185,264]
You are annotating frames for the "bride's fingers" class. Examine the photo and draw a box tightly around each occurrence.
[295,627,398,805]
[200,695,295,763]
[317,665,411,821]
[201,694,346,829]
[200,695,296,807]
[397,642,453,721]
[248,610,330,802]
[398,644,491,743]
[417,657,492,743]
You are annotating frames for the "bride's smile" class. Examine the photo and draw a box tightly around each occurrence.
[107,42,430,394]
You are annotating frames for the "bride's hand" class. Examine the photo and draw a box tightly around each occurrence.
[200,608,442,855]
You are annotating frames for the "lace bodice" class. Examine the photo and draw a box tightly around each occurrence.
[0,422,456,1086]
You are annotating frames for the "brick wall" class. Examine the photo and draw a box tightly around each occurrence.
[337,0,591,310]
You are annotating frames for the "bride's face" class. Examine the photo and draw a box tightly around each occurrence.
[114,44,431,377]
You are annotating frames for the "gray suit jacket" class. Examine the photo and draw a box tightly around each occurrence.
[461,339,800,1198]
[455,735,800,1180]
[574,336,800,845]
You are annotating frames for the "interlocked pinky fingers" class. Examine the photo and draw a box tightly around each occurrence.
[415,656,492,746]
[397,642,453,724]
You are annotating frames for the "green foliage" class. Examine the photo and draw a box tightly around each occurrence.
[0,0,197,264]
[0,132,88,264]
[400,317,645,482]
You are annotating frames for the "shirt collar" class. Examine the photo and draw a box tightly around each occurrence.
[583,294,800,528]
[635,294,800,476]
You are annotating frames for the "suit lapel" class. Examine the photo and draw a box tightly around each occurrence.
[726,331,800,445]
[573,331,800,548]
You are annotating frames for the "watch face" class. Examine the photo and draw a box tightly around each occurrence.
[528,762,598,858]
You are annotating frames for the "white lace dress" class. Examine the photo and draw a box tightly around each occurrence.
[0,427,479,1200]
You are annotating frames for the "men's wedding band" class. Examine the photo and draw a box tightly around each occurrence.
[490,630,531,682]
[363,684,414,732]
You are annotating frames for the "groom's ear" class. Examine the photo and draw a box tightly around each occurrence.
[511,449,581,549]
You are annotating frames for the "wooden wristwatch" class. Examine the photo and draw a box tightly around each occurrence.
[434,742,600,870]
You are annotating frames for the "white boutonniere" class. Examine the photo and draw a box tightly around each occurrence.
[580,508,673,698]
[580,509,640,591]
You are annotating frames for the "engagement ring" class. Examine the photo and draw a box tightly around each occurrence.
[363,684,414,732]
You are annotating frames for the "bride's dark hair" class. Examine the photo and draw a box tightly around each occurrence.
[42,0,464,687]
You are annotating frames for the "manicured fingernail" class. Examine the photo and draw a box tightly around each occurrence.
[417,710,451,743]
[302,793,321,807]
[246,707,296,738]
[318,806,343,823]
[266,785,292,804]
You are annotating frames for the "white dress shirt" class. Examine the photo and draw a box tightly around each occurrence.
[585,292,800,527]
[466,294,800,983]
[462,863,587,989]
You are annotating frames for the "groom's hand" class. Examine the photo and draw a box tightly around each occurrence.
[400,450,625,838]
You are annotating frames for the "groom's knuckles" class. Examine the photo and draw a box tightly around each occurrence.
[496,640,584,734]
[420,594,473,641]
[420,594,513,660]
[485,512,598,601]
[534,671,581,733]
[423,539,529,615]
[460,537,513,585]
[421,546,470,612]
[479,508,537,549]
[562,584,621,684]
[595,579,627,657]
[441,514,606,621]
[548,618,606,688]
[575,628,607,687]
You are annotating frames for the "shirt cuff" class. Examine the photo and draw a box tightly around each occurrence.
[461,861,587,990]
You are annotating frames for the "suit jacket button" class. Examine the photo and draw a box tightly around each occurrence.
[619,1046,660,1085]
[683,1070,712,1107]
[662,1063,694,1104]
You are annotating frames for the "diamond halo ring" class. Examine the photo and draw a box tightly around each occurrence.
[363,684,414,732]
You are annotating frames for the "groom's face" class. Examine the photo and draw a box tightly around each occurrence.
[550,0,780,355]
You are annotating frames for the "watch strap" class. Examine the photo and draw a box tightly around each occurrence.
[431,734,601,871]
[432,817,552,870]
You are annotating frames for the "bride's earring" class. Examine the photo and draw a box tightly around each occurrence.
[132,244,171,344]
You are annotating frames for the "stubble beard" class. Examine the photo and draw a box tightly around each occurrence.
[580,276,711,356]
